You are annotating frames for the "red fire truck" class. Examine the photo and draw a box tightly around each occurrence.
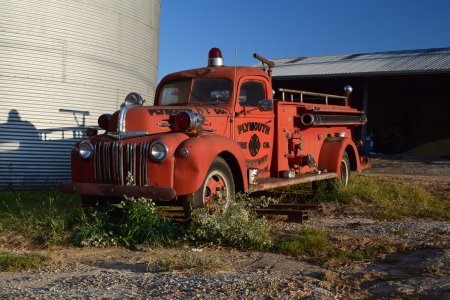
[61,48,367,212]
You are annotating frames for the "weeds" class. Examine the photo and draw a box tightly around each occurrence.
[119,196,180,247]
[187,197,273,251]
[147,250,220,273]
[277,228,399,264]
[312,175,449,219]
[72,210,118,247]
[0,190,82,245]
[0,251,48,272]
[278,228,333,258]
[279,227,401,264]
[73,196,181,248]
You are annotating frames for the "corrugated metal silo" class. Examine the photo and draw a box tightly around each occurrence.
[0,0,160,189]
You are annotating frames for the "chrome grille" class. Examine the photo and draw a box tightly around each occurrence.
[94,142,149,185]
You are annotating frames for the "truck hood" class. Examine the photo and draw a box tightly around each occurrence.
[108,104,231,138]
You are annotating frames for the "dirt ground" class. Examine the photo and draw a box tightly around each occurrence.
[0,155,449,299]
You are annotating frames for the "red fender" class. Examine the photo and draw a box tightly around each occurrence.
[173,133,248,195]
[318,138,361,178]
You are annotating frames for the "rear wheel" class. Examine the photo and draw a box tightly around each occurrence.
[312,151,351,192]
[182,157,235,218]
[339,152,350,186]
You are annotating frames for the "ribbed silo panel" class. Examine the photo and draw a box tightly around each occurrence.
[0,0,160,190]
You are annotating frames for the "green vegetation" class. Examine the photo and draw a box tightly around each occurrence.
[0,190,82,245]
[147,250,220,273]
[0,190,272,250]
[73,196,181,247]
[187,196,273,251]
[0,251,48,272]
[0,174,447,259]
[278,228,332,258]
[312,175,449,219]
[278,227,398,263]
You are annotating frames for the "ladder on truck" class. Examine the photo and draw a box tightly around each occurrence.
[278,88,349,106]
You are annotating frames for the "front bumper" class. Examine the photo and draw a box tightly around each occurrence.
[59,181,176,200]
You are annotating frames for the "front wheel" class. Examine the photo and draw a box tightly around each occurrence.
[182,157,235,217]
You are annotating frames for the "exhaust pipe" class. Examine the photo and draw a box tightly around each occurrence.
[301,113,367,126]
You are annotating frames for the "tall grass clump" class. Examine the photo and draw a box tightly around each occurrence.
[312,175,449,219]
[278,228,332,258]
[0,190,82,245]
[73,196,181,248]
[0,251,48,272]
[120,197,181,247]
[187,194,274,251]
[147,250,220,273]
[72,209,118,247]
[278,227,399,263]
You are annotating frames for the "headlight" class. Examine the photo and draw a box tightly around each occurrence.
[78,140,94,159]
[121,92,145,108]
[149,141,168,162]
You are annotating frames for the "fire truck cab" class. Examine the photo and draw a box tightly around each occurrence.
[61,48,367,211]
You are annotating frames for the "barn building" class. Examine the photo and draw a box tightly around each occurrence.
[270,48,450,156]
[0,0,161,190]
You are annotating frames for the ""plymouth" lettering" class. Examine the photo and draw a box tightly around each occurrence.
[237,122,270,135]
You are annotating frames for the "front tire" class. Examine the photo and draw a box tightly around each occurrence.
[183,157,235,217]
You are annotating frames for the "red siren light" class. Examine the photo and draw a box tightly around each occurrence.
[175,111,192,131]
[207,47,224,67]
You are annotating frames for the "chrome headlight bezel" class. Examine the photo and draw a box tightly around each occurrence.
[78,140,94,159]
[149,141,168,162]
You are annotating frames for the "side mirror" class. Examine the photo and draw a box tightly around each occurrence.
[258,99,273,112]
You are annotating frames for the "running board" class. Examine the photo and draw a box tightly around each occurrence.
[249,172,337,192]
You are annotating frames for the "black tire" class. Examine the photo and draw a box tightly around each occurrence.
[339,152,351,186]
[182,157,235,218]
[312,152,350,192]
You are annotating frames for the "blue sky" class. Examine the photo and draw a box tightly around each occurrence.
[158,0,450,81]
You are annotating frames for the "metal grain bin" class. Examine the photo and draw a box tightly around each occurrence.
[0,0,160,189]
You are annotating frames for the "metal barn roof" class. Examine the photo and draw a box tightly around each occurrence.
[270,47,450,78]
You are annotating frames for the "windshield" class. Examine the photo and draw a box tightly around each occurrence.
[159,78,232,105]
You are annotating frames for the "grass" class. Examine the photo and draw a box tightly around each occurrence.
[187,198,273,251]
[147,250,220,273]
[278,228,332,258]
[72,196,182,248]
[0,190,82,245]
[0,251,48,272]
[0,173,447,256]
[312,175,449,220]
[278,227,399,264]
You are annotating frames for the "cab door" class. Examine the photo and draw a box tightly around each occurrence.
[233,78,274,172]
